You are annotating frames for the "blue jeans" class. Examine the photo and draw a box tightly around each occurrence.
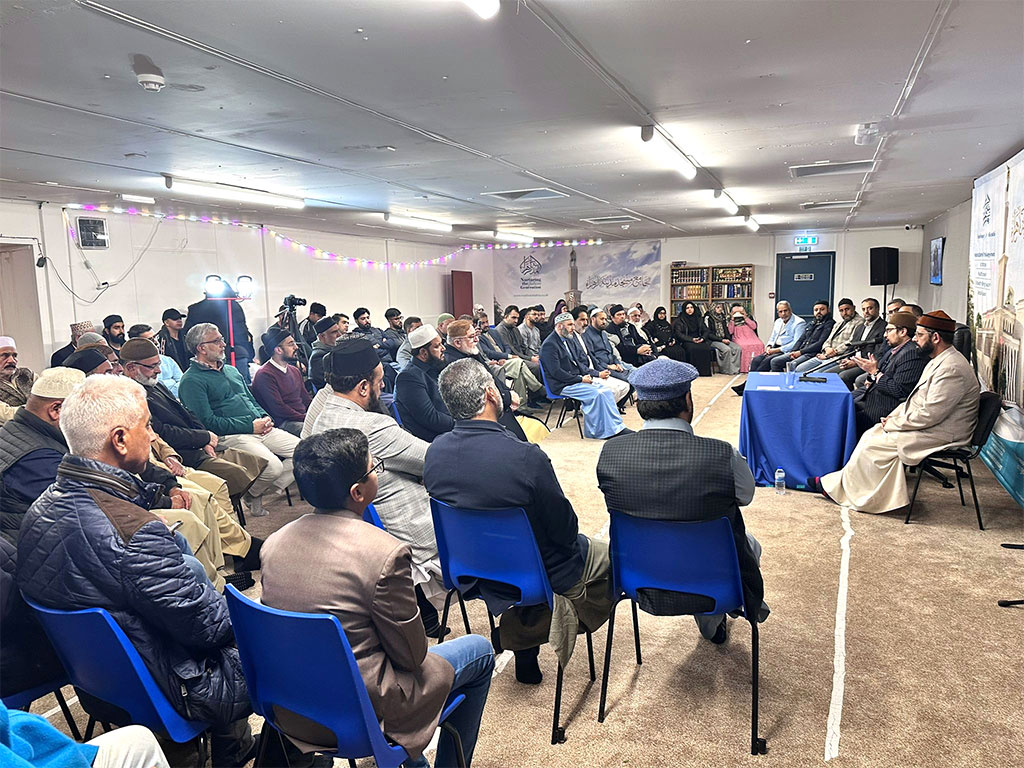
[403,634,494,768]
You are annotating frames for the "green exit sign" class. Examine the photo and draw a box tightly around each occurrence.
[794,236,818,246]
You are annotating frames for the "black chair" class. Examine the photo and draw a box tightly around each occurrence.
[906,391,1003,529]
[998,543,1024,608]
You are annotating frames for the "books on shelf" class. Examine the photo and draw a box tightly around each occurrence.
[671,267,708,284]
[712,266,753,282]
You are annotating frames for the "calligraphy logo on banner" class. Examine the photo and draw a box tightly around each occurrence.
[494,239,662,314]
[969,148,1024,507]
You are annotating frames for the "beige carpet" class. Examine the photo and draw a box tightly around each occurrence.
[32,374,1023,767]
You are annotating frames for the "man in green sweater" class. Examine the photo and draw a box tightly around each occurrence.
[179,323,299,517]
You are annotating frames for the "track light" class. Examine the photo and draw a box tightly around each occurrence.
[462,0,500,19]
[713,189,739,215]
[382,213,453,233]
[166,176,306,209]
[745,216,760,232]
[640,125,697,180]
[494,230,534,244]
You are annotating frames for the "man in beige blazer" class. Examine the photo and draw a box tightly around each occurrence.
[813,310,980,513]
[260,427,494,767]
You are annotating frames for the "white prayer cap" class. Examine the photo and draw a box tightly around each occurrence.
[408,324,439,349]
[0,337,15,351]
[31,367,85,399]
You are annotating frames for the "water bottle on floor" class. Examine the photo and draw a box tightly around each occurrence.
[775,467,786,494]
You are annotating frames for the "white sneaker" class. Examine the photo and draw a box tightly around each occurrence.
[244,493,269,517]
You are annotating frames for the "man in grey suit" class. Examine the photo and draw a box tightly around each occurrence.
[307,337,446,635]
[596,358,769,644]
[261,428,493,767]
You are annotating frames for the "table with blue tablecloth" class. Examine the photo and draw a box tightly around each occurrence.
[738,371,858,489]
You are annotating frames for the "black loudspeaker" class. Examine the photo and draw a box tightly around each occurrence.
[870,247,899,286]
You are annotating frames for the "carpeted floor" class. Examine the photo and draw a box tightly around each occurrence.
[32,373,1023,767]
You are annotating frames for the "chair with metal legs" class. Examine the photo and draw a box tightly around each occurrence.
[538,363,584,438]
[906,392,1003,529]
[597,512,767,755]
[430,498,595,744]
[24,598,211,762]
[225,586,468,768]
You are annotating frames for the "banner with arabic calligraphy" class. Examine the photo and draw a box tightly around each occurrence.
[969,147,1024,507]
[492,239,662,317]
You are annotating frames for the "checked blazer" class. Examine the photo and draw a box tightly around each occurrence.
[854,341,929,425]
[596,428,764,617]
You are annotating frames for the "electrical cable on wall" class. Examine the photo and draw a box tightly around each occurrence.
[43,208,182,304]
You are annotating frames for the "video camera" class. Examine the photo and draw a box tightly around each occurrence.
[282,294,307,309]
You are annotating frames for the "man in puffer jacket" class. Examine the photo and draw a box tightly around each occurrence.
[16,375,255,766]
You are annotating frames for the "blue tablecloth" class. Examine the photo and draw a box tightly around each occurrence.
[738,372,858,488]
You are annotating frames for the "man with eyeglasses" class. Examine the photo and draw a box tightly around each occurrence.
[178,323,299,517]
[260,428,494,767]
[848,311,928,435]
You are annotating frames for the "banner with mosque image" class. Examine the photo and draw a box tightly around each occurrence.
[492,239,662,319]
[969,148,1024,507]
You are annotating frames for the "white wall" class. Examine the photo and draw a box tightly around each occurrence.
[0,199,485,362]
[661,227,927,324]
[920,199,971,323]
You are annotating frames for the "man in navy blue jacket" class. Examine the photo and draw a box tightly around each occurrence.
[539,313,627,439]
[16,375,254,766]
[395,324,455,442]
[424,359,612,685]
[769,300,836,370]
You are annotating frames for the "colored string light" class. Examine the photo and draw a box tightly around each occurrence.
[63,203,604,268]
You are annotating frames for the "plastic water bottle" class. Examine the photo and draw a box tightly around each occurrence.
[774,468,786,495]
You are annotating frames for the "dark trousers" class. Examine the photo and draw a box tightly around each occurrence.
[749,352,784,372]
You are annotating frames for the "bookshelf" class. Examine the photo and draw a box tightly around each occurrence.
[670,262,754,319]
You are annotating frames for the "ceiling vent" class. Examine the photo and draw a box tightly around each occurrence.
[789,160,874,179]
[580,214,641,225]
[800,200,860,210]
[480,187,569,201]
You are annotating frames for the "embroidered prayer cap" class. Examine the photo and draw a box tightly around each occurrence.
[31,366,85,398]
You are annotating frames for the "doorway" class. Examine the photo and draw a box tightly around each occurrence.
[775,251,835,319]
[0,245,46,371]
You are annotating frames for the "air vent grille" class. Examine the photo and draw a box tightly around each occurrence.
[480,188,569,201]
[789,160,874,179]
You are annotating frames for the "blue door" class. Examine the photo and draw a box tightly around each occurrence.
[775,252,835,319]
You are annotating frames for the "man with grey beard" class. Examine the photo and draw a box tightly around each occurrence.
[0,337,35,424]
[178,323,298,517]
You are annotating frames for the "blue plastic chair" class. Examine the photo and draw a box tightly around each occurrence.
[537,362,584,438]
[224,585,467,768]
[3,677,82,741]
[362,502,385,530]
[598,512,766,755]
[389,399,404,426]
[429,498,595,745]
[23,597,210,760]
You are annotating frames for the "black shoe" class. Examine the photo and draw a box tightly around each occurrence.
[514,647,543,684]
[530,394,551,405]
[423,621,452,640]
[231,536,263,573]
[606,427,634,439]
[732,383,746,396]
[490,625,504,654]
[806,476,824,494]
[710,618,728,645]
[224,570,255,591]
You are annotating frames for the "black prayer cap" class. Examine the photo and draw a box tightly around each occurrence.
[262,328,292,352]
[327,338,379,376]
[314,316,338,334]
[63,348,108,374]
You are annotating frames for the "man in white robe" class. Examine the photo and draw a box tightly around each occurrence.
[812,310,980,513]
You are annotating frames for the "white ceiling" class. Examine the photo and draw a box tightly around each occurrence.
[0,0,1021,246]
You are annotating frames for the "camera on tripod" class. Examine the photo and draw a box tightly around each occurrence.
[282,294,306,309]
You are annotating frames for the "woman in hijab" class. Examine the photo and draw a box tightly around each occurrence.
[703,302,742,374]
[671,301,714,376]
[643,306,687,361]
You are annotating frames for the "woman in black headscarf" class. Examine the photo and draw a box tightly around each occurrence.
[643,306,686,361]
[671,301,714,376]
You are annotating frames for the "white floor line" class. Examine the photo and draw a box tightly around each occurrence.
[692,374,742,428]
[43,695,79,721]
[824,505,855,761]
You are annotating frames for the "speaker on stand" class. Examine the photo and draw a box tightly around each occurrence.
[870,247,899,314]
